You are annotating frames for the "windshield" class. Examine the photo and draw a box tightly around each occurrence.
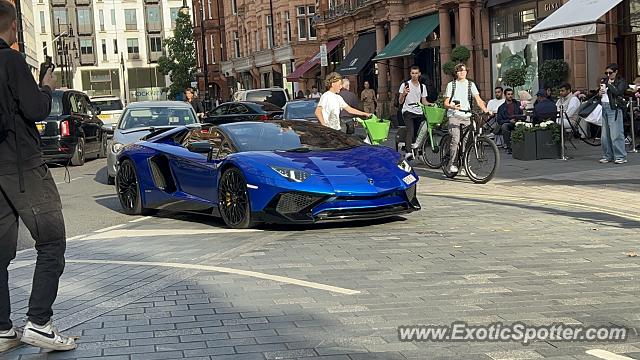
[284,101,317,119]
[49,93,63,117]
[224,120,362,152]
[245,90,287,108]
[92,99,123,111]
[118,107,197,130]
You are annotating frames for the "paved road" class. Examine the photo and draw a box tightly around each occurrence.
[6,143,640,359]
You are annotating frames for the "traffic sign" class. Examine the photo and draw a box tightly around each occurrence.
[320,44,328,67]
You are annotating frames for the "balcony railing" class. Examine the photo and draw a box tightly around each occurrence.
[321,0,373,21]
[148,51,162,62]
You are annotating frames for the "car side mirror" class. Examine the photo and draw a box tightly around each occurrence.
[272,114,283,120]
[187,141,213,154]
[94,107,102,116]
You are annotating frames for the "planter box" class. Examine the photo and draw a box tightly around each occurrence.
[512,131,537,160]
[536,129,560,159]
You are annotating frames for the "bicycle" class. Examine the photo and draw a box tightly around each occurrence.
[440,109,500,184]
[355,114,391,145]
[394,104,447,168]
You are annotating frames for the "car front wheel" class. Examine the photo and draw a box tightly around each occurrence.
[116,159,155,215]
[218,167,254,229]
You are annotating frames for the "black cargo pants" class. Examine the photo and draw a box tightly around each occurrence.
[0,164,66,330]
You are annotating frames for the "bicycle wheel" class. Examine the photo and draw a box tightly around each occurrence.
[420,134,442,169]
[439,134,458,178]
[464,136,500,184]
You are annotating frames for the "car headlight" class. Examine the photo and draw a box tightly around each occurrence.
[112,142,124,154]
[397,159,412,173]
[269,165,310,182]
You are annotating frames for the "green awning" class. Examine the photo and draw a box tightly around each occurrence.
[372,14,439,61]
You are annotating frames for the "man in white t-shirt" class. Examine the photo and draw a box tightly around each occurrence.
[398,66,430,159]
[443,64,489,174]
[486,86,505,136]
[315,72,371,130]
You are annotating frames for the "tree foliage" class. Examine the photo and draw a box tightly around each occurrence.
[503,67,527,89]
[442,61,457,77]
[157,10,196,100]
[539,59,569,88]
[451,46,471,63]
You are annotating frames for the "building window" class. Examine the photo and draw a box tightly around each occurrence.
[284,11,291,43]
[307,6,316,39]
[231,0,237,15]
[39,11,45,33]
[207,0,212,19]
[149,37,162,52]
[127,38,140,57]
[101,39,107,57]
[76,9,92,34]
[99,10,105,31]
[266,15,273,48]
[124,9,137,31]
[233,31,240,58]
[43,41,47,56]
[146,6,161,32]
[52,9,67,33]
[113,39,118,54]
[170,8,180,29]
[111,9,116,26]
[210,34,216,63]
[80,39,94,55]
[490,2,537,41]
[297,7,307,40]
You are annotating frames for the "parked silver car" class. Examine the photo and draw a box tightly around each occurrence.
[107,101,199,184]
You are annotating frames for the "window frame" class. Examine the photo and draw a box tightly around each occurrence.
[124,9,137,31]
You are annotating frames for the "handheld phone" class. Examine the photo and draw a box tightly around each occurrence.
[39,56,55,87]
[453,100,461,105]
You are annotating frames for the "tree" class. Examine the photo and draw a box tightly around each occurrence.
[503,67,527,89]
[157,10,196,100]
[451,46,471,63]
[539,59,569,88]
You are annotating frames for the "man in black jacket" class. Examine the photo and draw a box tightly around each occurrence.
[0,0,76,352]
[495,88,523,154]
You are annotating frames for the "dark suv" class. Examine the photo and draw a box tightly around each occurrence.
[37,89,107,166]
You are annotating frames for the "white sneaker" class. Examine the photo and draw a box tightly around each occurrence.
[21,320,76,351]
[614,159,627,164]
[598,158,612,163]
[449,165,459,173]
[411,142,420,149]
[0,328,21,352]
[404,149,415,161]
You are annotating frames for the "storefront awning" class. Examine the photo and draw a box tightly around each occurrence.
[528,0,623,42]
[336,32,377,76]
[286,39,343,82]
[372,14,438,61]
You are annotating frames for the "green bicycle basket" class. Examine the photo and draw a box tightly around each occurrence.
[424,106,446,126]
[360,116,391,144]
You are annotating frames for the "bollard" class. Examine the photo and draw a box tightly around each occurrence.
[559,104,568,160]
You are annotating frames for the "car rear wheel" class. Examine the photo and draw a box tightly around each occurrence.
[116,159,154,215]
[218,167,254,229]
[70,138,85,166]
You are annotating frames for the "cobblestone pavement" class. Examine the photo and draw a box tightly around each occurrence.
[2,143,640,360]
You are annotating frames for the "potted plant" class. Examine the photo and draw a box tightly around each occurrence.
[502,66,527,90]
[539,59,569,89]
[511,122,537,160]
[535,120,561,159]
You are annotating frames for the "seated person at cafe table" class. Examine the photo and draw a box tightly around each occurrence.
[496,88,523,154]
[533,89,558,124]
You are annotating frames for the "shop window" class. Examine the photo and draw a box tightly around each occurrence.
[490,2,537,41]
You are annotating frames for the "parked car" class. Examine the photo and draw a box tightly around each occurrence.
[107,101,199,185]
[90,95,124,133]
[233,88,289,108]
[282,98,319,122]
[37,89,107,166]
[115,120,420,228]
[205,101,283,125]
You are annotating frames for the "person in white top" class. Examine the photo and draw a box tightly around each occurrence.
[486,86,505,135]
[397,65,431,159]
[443,63,490,174]
[315,72,371,131]
[308,86,322,99]
[556,83,581,130]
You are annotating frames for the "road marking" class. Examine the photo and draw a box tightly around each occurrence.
[129,216,153,223]
[93,224,127,233]
[586,349,635,360]
[66,234,86,241]
[66,259,360,295]
[55,176,84,185]
[80,228,261,240]
[424,192,640,223]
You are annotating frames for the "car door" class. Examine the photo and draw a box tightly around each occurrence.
[168,129,225,206]
[71,93,98,154]
[81,94,104,155]
[226,103,252,123]
[206,104,229,124]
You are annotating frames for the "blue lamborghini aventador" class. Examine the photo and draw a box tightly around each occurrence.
[115,120,420,228]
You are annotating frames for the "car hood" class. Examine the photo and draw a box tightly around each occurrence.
[235,145,412,193]
[114,126,175,145]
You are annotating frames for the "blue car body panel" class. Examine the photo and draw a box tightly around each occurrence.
[117,124,420,224]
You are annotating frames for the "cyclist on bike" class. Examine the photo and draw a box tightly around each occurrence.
[443,64,490,173]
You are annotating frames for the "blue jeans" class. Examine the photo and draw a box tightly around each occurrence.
[601,104,626,161]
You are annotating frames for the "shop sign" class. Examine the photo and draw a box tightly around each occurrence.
[538,0,564,19]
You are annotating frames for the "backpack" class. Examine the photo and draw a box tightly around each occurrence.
[395,80,428,108]
[449,79,474,110]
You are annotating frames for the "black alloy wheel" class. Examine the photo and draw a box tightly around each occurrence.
[116,159,152,215]
[218,167,254,229]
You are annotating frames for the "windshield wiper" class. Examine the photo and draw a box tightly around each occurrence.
[284,147,312,152]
